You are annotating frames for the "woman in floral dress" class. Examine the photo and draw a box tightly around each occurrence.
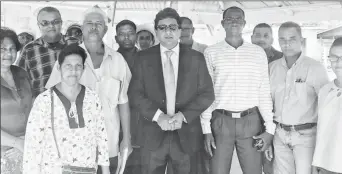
[23,44,110,174]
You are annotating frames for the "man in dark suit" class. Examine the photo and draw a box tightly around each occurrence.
[129,7,215,174]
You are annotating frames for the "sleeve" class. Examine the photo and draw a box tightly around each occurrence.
[201,48,216,134]
[23,94,48,174]
[152,109,163,122]
[118,54,132,105]
[311,63,330,95]
[95,96,110,166]
[128,55,162,121]
[258,50,276,135]
[178,53,215,124]
[16,47,29,73]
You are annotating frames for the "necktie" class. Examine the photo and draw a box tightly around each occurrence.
[164,50,176,115]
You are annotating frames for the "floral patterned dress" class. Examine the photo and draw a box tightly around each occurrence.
[23,87,109,174]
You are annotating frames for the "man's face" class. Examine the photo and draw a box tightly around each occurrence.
[221,9,246,36]
[329,45,342,77]
[115,24,137,49]
[278,27,303,57]
[68,28,82,41]
[180,19,194,44]
[155,17,181,49]
[137,30,153,50]
[81,13,107,42]
[251,27,273,50]
[18,33,34,47]
[37,11,62,38]
[59,54,84,87]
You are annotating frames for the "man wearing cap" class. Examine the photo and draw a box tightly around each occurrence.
[17,31,35,49]
[16,6,78,98]
[45,5,132,174]
[66,23,83,43]
[179,17,207,54]
[136,23,157,51]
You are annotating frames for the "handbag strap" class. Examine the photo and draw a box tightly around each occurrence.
[51,89,61,158]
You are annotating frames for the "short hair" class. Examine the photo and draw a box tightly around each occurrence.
[37,6,61,21]
[279,21,302,37]
[58,43,87,66]
[331,37,342,49]
[116,20,137,33]
[180,17,193,25]
[154,8,181,30]
[18,32,34,39]
[253,23,272,34]
[0,28,21,51]
[222,6,245,19]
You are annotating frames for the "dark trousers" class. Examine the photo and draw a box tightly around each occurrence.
[141,131,190,174]
[318,168,342,174]
[97,157,118,174]
[166,148,210,174]
[210,110,263,174]
[124,147,142,174]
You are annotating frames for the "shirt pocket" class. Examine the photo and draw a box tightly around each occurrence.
[294,82,308,104]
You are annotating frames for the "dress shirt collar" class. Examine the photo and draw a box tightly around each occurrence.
[160,42,180,56]
[280,52,305,68]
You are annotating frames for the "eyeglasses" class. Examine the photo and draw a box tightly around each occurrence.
[328,55,342,62]
[39,19,62,27]
[156,24,179,32]
[222,17,244,24]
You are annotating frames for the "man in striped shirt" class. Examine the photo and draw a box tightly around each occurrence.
[202,6,275,174]
[16,6,78,98]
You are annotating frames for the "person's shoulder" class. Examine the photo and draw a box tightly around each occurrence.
[302,56,324,68]
[105,45,127,63]
[244,42,265,53]
[22,37,43,50]
[269,58,283,69]
[10,65,29,78]
[136,45,160,61]
[206,41,225,51]
[318,81,334,97]
[35,89,51,103]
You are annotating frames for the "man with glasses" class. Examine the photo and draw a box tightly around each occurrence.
[179,17,207,54]
[269,21,329,174]
[16,6,78,98]
[129,7,214,174]
[202,6,275,174]
[312,37,342,174]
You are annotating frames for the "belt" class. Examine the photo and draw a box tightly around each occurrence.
[274,121,317,131]
[215,106,258,118]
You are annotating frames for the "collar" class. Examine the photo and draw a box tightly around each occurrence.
[160,42,180,56]
[223,39,246,50]
[35,34,67,48]
[280,52,305,68]
[80,42,111,69]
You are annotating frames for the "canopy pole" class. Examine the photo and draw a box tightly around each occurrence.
[112,0,118,27]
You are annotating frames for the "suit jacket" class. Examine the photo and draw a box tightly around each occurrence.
[129,44,215,154]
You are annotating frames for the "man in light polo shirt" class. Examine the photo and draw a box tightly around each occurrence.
[202,6,275,174]
[269,21,329,174]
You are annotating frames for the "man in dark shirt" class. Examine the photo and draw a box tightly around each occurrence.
[116,20,139,70]
[115,19,141,174]
[251,23,283,64]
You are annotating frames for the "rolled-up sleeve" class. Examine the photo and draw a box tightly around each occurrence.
[118,54,132,105]
[23,94,48,174]
[95,98,110,166]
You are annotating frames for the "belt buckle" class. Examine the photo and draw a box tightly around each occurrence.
[232,112,241,118]
[291,125,296,132]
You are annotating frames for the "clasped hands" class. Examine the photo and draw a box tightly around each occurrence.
[157,112,184,131]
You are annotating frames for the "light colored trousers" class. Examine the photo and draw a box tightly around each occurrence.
[273,125,316,174]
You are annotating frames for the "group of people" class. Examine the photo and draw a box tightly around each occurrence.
[1,4,341,174]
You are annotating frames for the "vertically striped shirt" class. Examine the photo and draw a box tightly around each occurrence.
[16,35,78,97]
[201,41,276,135]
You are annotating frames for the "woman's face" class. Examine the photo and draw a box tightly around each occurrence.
[1,37,17,68]
[59,54,84,86]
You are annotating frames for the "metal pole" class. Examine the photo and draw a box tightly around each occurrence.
[112,0,118,27]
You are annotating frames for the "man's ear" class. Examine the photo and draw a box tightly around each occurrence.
[104,25,108,35]
[114,35,118,43]
[57,64,61,71]
[192,27,195,35]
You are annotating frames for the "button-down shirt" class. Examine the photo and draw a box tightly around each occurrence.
[45,43,131,157]
[202,41,275,135]
[15,35,78,97]
[153,43,180,121]
[117,47,139,71]
[312,81,342,173]
[269,54,329,125]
